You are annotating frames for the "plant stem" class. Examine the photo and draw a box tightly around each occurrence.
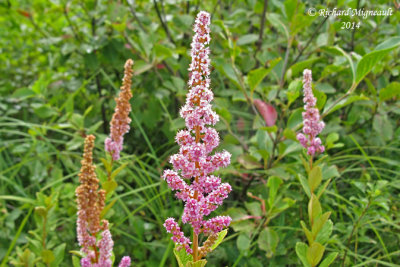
[153,0,175,44]
[256,0,268,52]
[192,125,201,261]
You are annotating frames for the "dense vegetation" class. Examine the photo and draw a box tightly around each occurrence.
[1,0,399,266]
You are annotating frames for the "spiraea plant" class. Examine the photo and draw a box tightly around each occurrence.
[76,135,130,267]
[75,59,134,267]
[162,11,232,266]
[295,69,338,267]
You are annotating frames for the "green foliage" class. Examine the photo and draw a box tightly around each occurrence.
[1,0,400,266]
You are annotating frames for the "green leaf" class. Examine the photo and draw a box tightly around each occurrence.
[373,114,393,141]
[248,58,281,95]
[110,162,129,180]
[298,174,311,198]
[187,260,207,267]
[315,220,333,244]
[323,94,369,116]
[267,176,283,207]
[322,46,355,84]
[257,228,279,258]
[41,249,55,264]
[210,229,228,250]
[326,133,339,150]
[312,88,327,110]
[308,166,322,193]
[237,154,262,169]
[101,199,117,218]
[173,247,193,267]
[102,180,118,195]
[72,256,81,267]
[289,58,321,78]
[12,88,36,99]
[300,221,313,245]
[51,243,66,267]
[267,13,289,40]
[306,242,325,267]
[287,108,303,129]
[34,105,57,119]
[287,79,302,105]
[319,252,338,267]
[237,34,259,45]
[100,158,112,174]
[237,233,251,251]
[312,212,331,238]
[296,242,311,267]
[379,82,400,101]
[356,37,400,84]
[308,194,322,225]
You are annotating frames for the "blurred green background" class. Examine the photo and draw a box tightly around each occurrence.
[1,0,400,266]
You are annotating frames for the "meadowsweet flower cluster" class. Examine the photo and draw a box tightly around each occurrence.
[105,59,134,161]
[76,135,131,267]
[297,69,325,156]
[163,11,232,260]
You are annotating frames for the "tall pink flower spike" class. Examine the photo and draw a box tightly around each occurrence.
[296,69,325,156]
[163,11,232,262]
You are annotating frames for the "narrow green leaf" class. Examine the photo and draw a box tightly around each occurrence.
[312,212,331,238]
[308,166,322,193]
[308,194,322,225]
[173,248,193,267]
[110,162,129,180]
[300,221,313,245]
[102,180,118,195]
[319,252,338,267]
[298,174,311,198]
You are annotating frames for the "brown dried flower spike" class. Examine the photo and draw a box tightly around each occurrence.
[76,135,106,252]
[105,59,134,160]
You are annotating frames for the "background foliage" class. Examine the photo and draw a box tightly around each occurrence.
[1,0,400,266]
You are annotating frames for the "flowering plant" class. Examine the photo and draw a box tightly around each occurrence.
[162,11,232,266]
[75,59,134,267]
[295,69,338,267]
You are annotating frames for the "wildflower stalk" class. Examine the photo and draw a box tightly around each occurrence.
[295,69,338,267]
[76,59,134,267]
[163,11,232,265]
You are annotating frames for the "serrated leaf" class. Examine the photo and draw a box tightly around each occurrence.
[308,166,322,193]
[173,247,193,267]
[306,242,325,267]
[296,242,311,267]
[319,252,338,267]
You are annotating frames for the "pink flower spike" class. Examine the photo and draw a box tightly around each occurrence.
[297,69,325,156]
[118,256,131,267]
[162,11,232,258]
